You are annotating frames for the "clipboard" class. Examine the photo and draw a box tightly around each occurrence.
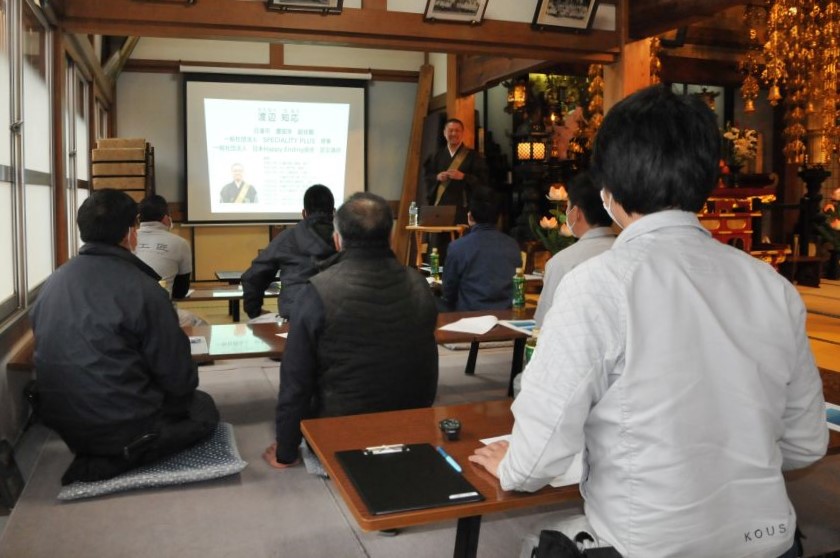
[335,443,484,515]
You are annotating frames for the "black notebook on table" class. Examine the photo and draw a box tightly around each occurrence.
[335,443,484,515]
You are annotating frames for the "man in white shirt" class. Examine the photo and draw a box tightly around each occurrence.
[534,172,616,326]
[471,85,827,558]
[135,195,203,326]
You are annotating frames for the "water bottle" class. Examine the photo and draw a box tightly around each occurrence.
[524,327,540,366]
[430,247,440,280]
[512,267,526,309]
[408,201,418,227]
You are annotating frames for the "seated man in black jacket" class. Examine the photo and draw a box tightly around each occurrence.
[30,189,219,485]
[264,192,439,468]
[241,184,336,321]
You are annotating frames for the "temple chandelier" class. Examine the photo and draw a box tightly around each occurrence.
[740,0,840,163]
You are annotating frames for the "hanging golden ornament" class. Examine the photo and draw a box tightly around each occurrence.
[768,84,783,105]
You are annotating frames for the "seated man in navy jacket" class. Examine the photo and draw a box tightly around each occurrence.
[30,189,219,484]
[265,192,439,468]
[440,185,521,311]
[241,184,336,321]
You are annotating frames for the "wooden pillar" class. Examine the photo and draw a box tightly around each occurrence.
[53,31,68,267]
[603,38,652,112]
[392,64,434,264]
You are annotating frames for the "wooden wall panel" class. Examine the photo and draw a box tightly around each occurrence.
[193,226,269,281]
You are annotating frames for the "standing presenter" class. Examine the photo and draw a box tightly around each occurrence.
[423,118,488,225]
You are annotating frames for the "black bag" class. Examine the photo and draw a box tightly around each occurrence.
[531,530,622,558]
[531,530,584,558]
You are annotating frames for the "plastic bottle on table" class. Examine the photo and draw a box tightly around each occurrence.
[512,267,526,309]
[524,327,540,366]
[408,201,418,227]
[430,247,440,281]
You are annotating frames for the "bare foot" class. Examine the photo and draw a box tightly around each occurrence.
[262,443,300,469]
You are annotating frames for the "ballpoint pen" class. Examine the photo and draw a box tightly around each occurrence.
[436,446,462,473]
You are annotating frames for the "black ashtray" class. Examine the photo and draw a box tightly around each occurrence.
[439,418,461,441]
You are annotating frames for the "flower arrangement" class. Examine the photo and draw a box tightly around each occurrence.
[529,184,577,255]
[722,125,759,166]
[816,189,840,251]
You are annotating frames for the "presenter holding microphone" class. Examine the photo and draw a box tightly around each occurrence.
[220,162,258,204]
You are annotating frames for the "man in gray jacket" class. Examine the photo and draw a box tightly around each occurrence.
[31,189,218,485]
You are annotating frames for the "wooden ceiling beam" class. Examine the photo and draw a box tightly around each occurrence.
[457,55,610,97]
[660,55,742,86]
[629,0,748,40]
[58,0,620,61]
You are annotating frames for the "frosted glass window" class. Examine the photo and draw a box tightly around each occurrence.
[23,6,50,173]
[0,182,14,303]
[75,75,88,180]
[25,183,53,288]
[95,99,109,139]
[0,5,10,168]
[76,187,88,251]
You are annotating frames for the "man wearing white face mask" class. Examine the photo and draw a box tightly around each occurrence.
[136,195,193,299]
[533,172,615,326]
[135,194,205,327]
[471,85,827,558]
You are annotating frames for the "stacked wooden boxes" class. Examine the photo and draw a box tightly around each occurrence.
[91,138,155,202]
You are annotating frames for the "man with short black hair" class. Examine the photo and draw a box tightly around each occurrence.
[440,185,521,311]
[471,85,827,557]
[423,118,489,262]
[264,192,438,468]
[135,194,205,327]
[135,194,192,298]
[424,118,488,225]
[533,172,616,326]
[31,189,219,485]
[242,184,337,321]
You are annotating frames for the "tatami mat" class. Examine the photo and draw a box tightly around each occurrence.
[3,297,839,556]
[0,347,556,558]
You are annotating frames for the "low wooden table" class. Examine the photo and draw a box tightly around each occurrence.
[215,270,246,319]
[301,399,577,558]
[186,286,280,323]
[182,322,287,363]
[436,308,534,396]
[406,225,468,268]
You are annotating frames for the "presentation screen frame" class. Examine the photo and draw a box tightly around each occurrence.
[183,72,367,225]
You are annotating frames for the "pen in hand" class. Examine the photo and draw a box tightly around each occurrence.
[436,446,462,473]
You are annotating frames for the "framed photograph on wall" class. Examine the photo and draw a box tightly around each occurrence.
[532,0,598,31]
[424,0,489,24]
[266,0,343,14]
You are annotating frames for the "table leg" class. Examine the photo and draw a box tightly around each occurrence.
[465,341,479,375]
[453,515,482,558]
[231,300,240,323]
[508,338,525,397]
[415,231,424,268]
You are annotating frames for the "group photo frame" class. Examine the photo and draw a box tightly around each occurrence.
[265,0,343,13]
[532,0,598,31]
[423,0,489,24]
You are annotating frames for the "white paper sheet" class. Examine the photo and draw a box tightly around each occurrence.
[189,336,209,355]
[438,315,499,335]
